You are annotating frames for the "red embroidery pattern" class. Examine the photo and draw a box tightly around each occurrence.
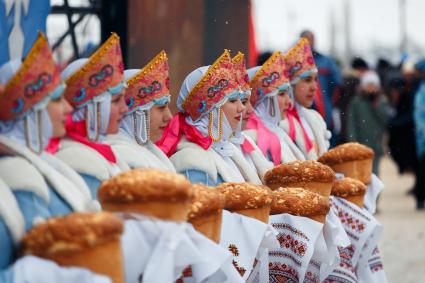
[276,233,307,257]
[304,270,320,283]
[332,197,371,221]
[368,247,384,273]
[332,202,366,234]
[272,223,309,241]
[338,246,356,273]
[369,261,384,273]
[232,260,247,276]
[269,262,299,283]
[324,269,357,283]
[228,244,239,256]
[269,251,302,267]
[228,244,246,276]
[175,266,193,282]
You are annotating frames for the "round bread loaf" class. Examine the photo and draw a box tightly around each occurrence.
[318,143,374,184]
[332,177,367,207]
[318,143,374,165]
[216,182,272,223]
[188,184,224,243]
[264,160,335,197]
[21,212,124,283]
[98,168,193,221]
[271,187,330,223]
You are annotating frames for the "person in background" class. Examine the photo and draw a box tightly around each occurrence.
[346,71,393,176]
[338,57,370,144]
[300,30,343,146]
[413,59,425,210]
[279,38,331,160]
[157,50,262,185]
[107,51,175,172]
[0,33,107,283]
[55,33,129,199]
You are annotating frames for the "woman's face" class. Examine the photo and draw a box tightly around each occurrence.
[293,72,318,108]
[277,89,291,119]
[241,94,253,130]
[107,91,129,134]
[149,102,173,142]
[47,95,72,138]
[222,96,246,131]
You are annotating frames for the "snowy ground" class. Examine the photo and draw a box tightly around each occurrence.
[376,157,425,283]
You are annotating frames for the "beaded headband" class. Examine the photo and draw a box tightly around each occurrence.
[182,49,238,121]
[283,38,317,83]
[125,50,170,112]
[64,33,125,108]
[249,51,289,106]
[232,51,251,94]
[0,33,62,121]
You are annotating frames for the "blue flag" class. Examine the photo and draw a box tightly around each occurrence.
[0,0,50,66]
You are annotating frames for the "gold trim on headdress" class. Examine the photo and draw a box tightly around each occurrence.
[65,32,120,86]
[127,50,168,87]
[250,51,282,84]
[182,49,231,111]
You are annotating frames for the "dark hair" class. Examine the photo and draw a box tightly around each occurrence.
[257,51,273,66]
[351,57,369,70]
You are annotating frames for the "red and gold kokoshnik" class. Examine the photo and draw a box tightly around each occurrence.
[249,51,289,106]
[63,32,124,108]
[0,32,61,121]
[232,52,250,93]
[282,38,316,82]
[182,49,238,121]
[124,50,170,111]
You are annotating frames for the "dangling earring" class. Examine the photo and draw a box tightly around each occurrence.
[133,110,150,145]
[208,108,223,142]
[269,98,276,117]
[24,110,43,154]
[85,102,100,141]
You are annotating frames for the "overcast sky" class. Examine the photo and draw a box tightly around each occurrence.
[252,0,425,66]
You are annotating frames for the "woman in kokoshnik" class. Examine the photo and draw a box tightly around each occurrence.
[107,51,175,172]
[157,50,263,185]
[230,52,274,182]
[54,33,130,199]
[279,38,332,160]
[243,51,305,168]
[0,33,106,282]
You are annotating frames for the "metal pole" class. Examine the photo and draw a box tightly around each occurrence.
[399,0,407,54]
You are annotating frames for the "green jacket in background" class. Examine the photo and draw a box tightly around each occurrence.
[346,94,392,157]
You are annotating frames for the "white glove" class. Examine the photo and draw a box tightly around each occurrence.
[12,256,112,283]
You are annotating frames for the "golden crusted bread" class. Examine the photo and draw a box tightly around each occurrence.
[98,168,193,203]
[264,160,335,188]
[332,177,367,198]
[188,184,225,220]
[216,182,272,211]
[318,142,375,166]
[270,187,330,216]
[21,212,123,256]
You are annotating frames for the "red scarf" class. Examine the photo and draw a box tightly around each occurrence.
[241,137,255,154]
[287,106,313,153]
[45,115,117,163]
[245,113,281,166]
[156,113,212,157]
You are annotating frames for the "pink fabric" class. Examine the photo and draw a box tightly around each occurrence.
[47,115,117,163]
[45,138,60,154]
[241,137,255,154]
[245,113,281,166]
[287,107,313,153]
[156,113,213,157]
